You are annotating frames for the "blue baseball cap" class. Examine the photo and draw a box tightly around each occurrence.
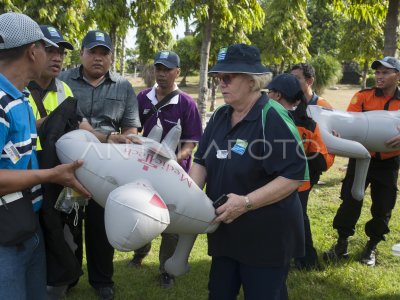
[82,30,112,51]
[40,25,73,50]
[154,50,180,68]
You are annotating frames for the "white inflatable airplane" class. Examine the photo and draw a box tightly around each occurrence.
[307,105,400,201]
[56,122,218,277]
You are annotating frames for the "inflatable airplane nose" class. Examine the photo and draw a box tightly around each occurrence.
[105,181,170,251]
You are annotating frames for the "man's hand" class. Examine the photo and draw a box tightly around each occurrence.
[107,133,143,144]
[51,160,91,197]
[385,125,400,148]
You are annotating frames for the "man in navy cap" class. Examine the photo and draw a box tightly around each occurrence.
[128,50,202,289]
[59,30,140,300]
[324,56,400,267]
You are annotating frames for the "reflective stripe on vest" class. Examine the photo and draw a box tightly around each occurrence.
[55,78,67,105]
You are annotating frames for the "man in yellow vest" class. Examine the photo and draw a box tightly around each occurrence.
[27,25,80,300]
[28,26,74,142]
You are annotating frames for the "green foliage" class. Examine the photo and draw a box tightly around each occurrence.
[365,75,376,88]
[307,1,343,56]
[338,13,384,64]
[132,0,174,64]
[12,0,91,47]
[333,0,388,24]
[253,0,311,73]
[310,54,342,94]
[173,36,200,78]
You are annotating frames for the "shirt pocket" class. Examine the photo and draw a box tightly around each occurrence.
[103,96,124,122]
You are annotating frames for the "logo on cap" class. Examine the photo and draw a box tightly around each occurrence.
[47,27,60,38]
[159,51,170,59]
[95,32,105,42]
[217,48,227,61]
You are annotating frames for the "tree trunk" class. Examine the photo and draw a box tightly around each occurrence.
[142,64,155,87]
[384,0,400,57]
[179,74,187,87]
[120,35,126,76]
[110,27,117,73]
[197,7,213,124]
[361,60,368,89]
[210,78,217,111]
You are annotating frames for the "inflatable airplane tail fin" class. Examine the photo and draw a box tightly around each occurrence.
[162,119,182,155]
[147,118,163,142]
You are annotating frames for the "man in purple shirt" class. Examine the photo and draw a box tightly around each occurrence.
[128,50,202,288]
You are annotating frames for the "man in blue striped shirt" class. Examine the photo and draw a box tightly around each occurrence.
[0,12,90,300]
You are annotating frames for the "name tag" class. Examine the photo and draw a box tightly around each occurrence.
[216,150,228,159]
[4,141,21,164]
[143,109,150,115]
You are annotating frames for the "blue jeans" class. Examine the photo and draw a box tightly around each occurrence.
[0,215,46,300]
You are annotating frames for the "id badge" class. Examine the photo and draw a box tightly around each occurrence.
[3,141,21,164]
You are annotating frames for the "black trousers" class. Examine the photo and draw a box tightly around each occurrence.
[333,157,399,243]
[208,256,289,300]
[85,200,114,288]
[295,188,318,266]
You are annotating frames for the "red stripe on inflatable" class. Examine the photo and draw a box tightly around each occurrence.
[149,194,167,208]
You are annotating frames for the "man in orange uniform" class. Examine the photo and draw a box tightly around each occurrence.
[291,63,333,108]
[323,57,400,267]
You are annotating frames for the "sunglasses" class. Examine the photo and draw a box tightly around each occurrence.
[216,74,237,85]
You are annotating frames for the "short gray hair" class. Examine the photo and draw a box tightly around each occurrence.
[250,73,273,92]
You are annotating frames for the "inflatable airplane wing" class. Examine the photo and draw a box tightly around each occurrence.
[56,122,218,277]
[307,105,400,200]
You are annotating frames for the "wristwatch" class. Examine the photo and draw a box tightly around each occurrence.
[244,195,252,211]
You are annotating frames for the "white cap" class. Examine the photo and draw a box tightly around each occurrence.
[0,12,58,49]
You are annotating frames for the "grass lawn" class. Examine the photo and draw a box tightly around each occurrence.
[65,77,400,299]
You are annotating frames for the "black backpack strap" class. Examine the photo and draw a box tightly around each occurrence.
[141,89,180,126]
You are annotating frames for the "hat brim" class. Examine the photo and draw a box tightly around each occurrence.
[42,37,58,48]
[84,41,112,51]
[154,60,179,69]
[56,41,74,50]
[209,62,270,75]
[371,60,397,70]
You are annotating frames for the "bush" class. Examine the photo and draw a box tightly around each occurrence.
[310,54,342,94]
[365,75,375,88]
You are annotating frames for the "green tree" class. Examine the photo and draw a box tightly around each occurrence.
[253,0,310,73]
[171,0,264,122]
[12,0,91,47]
[333,0,399,56]
[91,0,132,72]
[132,0,173,64]
[173,35,200,86]
[307,1,343,57]
[338,16,384,88]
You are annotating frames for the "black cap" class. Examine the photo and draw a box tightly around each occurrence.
[154,50,180,68]
[40,25,74,50]
[209,43,270,74]
[371,56,400,72]
[267,73,304,101]
[82,30,112,51]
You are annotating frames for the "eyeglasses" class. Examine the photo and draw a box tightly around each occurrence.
[216,74,237,85]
